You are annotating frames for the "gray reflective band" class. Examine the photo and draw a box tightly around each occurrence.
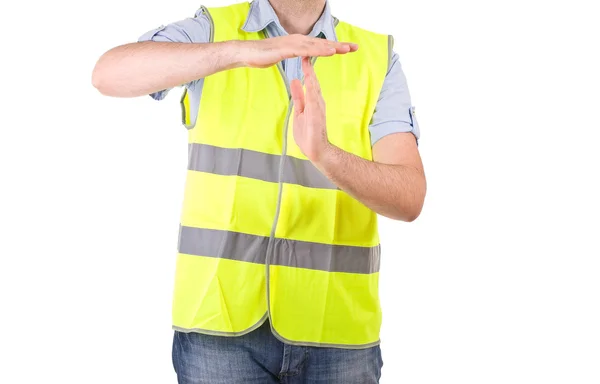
[188,143,337,190]
[178,226,268,265]
[178,226,380,274]
[270,237,380,274]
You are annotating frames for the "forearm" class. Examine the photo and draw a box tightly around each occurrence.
[315,144,426,221]
[92,41,243,98]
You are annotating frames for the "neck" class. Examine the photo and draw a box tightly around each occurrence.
[269,0,327,35]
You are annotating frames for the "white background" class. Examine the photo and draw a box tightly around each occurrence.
[1,0,599,382]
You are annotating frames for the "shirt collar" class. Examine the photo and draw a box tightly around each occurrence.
[241,0,338,41]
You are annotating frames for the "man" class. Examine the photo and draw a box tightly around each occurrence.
[92,0,426,382]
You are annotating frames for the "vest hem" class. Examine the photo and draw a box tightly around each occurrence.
[268,321,381,350]
[172,312,268,337]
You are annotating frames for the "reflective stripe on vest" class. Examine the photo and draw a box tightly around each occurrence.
[178,226,381,274]
[187,143,337,189]
[173,2,390,348]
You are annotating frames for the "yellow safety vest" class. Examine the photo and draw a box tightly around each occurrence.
[174,2,390,348]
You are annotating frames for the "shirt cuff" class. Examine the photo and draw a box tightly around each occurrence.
[138,25,167,42]
[370,121,418,146]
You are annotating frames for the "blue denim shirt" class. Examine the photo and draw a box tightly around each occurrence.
[138,0,419,145]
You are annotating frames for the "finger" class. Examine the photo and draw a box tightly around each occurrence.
[290,78,306,114]
[301,57,322,105]
[317,42,349,55]
[294,37,358,57]
[301,57,314,92]
[343,42,359,52]
[322,40,358,54]
[330,43,350,54]
[285,46,333,60]
[304,44,336,57]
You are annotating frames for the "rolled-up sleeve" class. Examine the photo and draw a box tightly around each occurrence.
[137,8,212,100]
[369,51,420,145]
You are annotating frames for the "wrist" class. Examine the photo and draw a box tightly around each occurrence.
[219,40,248,69]
[313,141,337,173]
[227,40,252,68]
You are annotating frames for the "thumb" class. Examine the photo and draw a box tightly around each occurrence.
[290,79,306,114]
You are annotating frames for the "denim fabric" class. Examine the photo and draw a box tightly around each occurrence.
[172,320,383,384]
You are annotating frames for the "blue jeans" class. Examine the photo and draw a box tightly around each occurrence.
[172,320,383,383]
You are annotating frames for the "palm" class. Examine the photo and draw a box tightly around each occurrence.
[290,57,328,162]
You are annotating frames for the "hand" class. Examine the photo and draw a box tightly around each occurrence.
[290,57,333,163]
[240,34,358,69]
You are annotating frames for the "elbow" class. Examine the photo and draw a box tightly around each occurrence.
[91,52,122,96]
[392,191,426,222]
[401,177,426,222]
[403,208,422,223]
[396,205,423,223]
[92,59,146,98]
[91,61,109,95]
[91,69,103,93]
[382,204,422,222]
